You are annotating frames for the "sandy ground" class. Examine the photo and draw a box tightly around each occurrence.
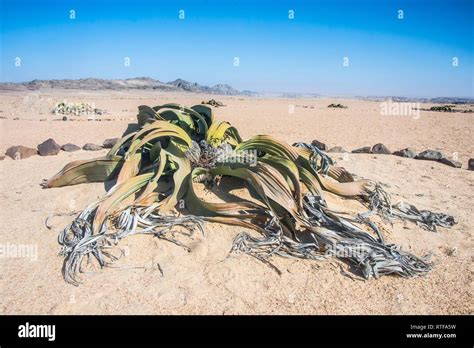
[0,90,472,314]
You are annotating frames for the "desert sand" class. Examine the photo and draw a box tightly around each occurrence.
[0,90,472,314]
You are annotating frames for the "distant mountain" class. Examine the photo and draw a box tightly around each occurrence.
[167,79,254,95]
[356,96,474,104]
[0,77,258,96]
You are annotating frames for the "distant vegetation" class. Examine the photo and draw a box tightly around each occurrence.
[327,103,347,109]
[430,105,454,112]
[415,105,474,113]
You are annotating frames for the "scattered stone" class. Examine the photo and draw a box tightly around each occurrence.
[351,146,371,154]
[327,103,347,109]
[468,159,474,171]
[311,139,327,151]
[37,138,61,156]
[62,116,68,121]
[61,143,81,152]
[416,150,445,161]
[54,102,104,116]
[0,155,5,161]
[371,143,391,154]
[439,158,462,168]
[393,148,416,158]
[103,138,119,148]
[82,143,103,151]
[39,118,47,122]
[327,146,347,153]
[445,247,458,256]
[201,99,225,107]
[13,117,19,120]
[6,145,38,160]
[430,105,452,112]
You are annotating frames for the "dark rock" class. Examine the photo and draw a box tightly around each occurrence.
[393,148,416,158]
[62,116,68,121]
[430,105,452,112]
[61,143,81,152]
[439,158,462,168]
[37,138,60,156]
[468,159,474,171]
[327,146,347,153]
[83,143,103,151]
[6,145,38,160]
[201,99,225,107]
[13,117,19,120]
[311,139,327,151]
[351,146,371,154]
[371,143,391,154]
[416,150,445,161]
[103,138,119,149]
[0,155,5,160]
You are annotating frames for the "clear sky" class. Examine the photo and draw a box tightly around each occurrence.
[0,0,472,97]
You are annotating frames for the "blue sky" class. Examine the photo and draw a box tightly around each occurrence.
[1,0,472,97]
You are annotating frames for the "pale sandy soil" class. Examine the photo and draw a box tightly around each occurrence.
[0,90,472,314]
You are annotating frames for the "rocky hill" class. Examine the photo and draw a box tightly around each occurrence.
[0,77,258,96]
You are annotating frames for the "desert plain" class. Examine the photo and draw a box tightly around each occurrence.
[0,89,472,314]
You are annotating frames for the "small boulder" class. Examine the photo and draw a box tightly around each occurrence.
[311,139,327,151]
[37,138,60,156]
[371,143,391,154]
[0,155,5,161]
[202,99,225,107]
[468,159,474,171]
[83,143,103,151]
[351,146,371,154]
[416,150,445,161]
[393,148,416,158]
[6,145,38,160]
[439,158,462,168]
[61,143,81,152]
[327,146,347,153]
[327,103,347,109]
[103,138,119,149]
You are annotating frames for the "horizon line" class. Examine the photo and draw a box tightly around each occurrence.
[0,76,473,101]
